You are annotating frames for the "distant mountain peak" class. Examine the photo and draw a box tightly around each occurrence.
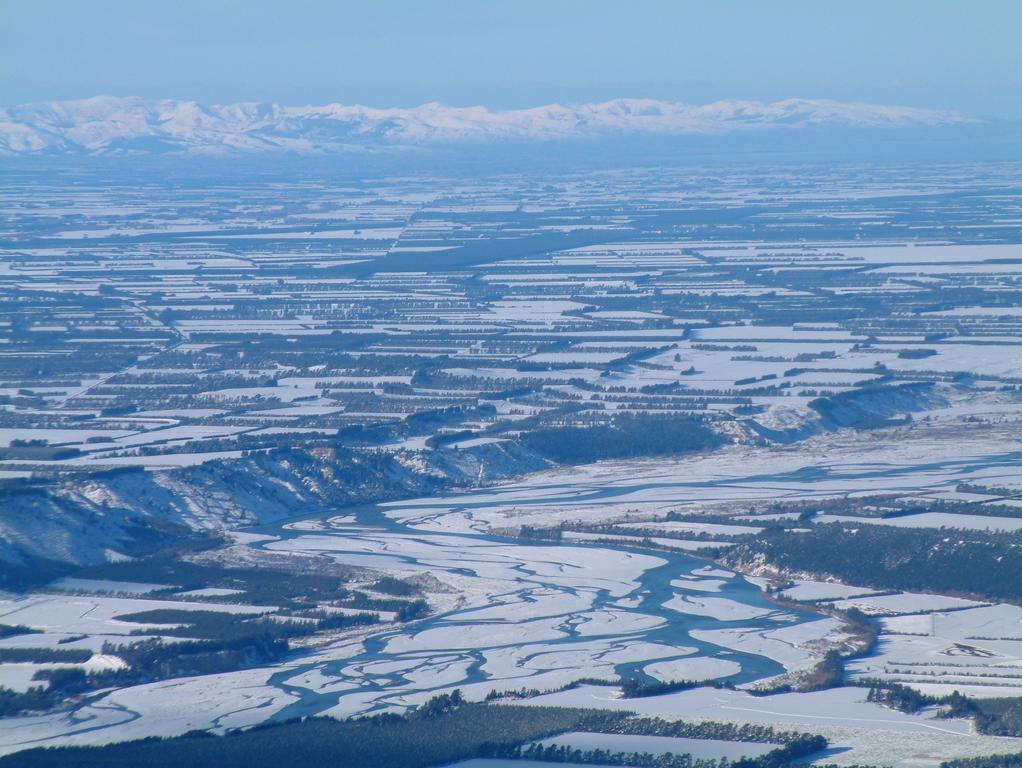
[0,96,977,156]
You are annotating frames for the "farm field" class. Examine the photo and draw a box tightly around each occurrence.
[1,162,1022,766]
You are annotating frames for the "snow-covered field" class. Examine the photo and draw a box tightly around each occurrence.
[382,419,1022,534]
[848,602,1022,697]
[514,685,1022,764]
[0,595,269,636]
[535,731,775,760]
[3,164,1022,766]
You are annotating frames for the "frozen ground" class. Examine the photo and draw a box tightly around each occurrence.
[0,595,270,636]
[779,580,883,602]
[848,603,1022,697]
[3,168,1022,762]
[514,686,1022,765]
[535,731,775,760]
[382,418,1022,535]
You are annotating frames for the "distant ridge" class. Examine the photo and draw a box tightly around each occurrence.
[0,96,977,156]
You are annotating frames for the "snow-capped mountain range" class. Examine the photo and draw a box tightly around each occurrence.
[0,96,976,156]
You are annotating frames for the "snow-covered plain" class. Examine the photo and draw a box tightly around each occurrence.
[514,685,1022,764]
[3,165,1022,767]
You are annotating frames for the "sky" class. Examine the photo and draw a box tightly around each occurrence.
[2,0,1021,118]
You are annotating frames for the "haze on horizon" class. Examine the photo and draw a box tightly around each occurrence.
[2,0,1021,119]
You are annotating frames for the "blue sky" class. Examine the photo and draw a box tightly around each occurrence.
[3,0,1020,117]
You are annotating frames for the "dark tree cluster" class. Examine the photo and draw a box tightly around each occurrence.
[519,414,723,464]
[724,523,1022,604]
